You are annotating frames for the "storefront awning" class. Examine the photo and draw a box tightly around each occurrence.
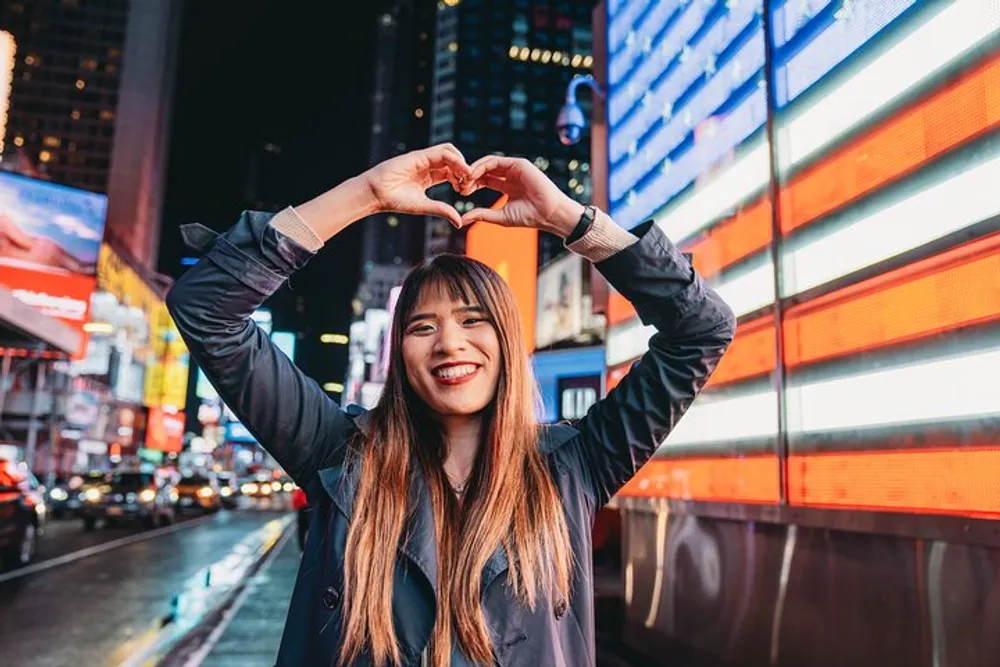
[0,284,81,355]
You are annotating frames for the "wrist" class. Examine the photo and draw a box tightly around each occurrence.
[549,198,586,238]
[294,175,379,242]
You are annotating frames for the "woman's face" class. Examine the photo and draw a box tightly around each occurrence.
[401,284,502,417]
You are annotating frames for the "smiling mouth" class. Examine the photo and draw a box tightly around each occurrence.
[432,363,480,383]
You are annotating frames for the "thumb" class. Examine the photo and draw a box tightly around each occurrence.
[422,197,463,229]
[461,207,506,226]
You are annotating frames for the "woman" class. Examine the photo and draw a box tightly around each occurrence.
[166,144,735,667]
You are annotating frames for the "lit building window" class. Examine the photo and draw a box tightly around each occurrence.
[569,159,579,171]
[99,109,115,121]
[541,50,552,64]
[13,136,24,147]
[571,54,582,68]
[70,110,81,120]
[443,0,460,5]
[448,41,459,53]
[80,58,97,71]
[414,108,424,118]
[519,47,529,61]
[24,54,36,66]
[43,136,60,147]
[508,45,519,58]
[583,55,593,68]
[75,78,86,90]
[530,48,541,61]
[38,150,52,163]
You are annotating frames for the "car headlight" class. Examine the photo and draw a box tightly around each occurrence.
[241,483,258,495]
[83,488,102,503]
[282,482,294,492]
[271,481,282,491]
[138,488,157,503]
[50,488,69,501]
[260,484,272,495]
[169,489,179,502]
[197,486,214,498]
[220,487,232,497]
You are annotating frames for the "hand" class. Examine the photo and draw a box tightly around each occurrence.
[362,143,472,229]
[459,156,584,237]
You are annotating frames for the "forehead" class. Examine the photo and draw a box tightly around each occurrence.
[411,280,479,312]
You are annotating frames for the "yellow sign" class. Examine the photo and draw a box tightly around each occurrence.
[143,301,190,410]
[96,243,159,315]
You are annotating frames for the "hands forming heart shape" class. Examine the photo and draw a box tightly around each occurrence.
[362,143,584,239]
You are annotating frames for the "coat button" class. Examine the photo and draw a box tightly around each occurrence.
[322,586,340,609]
[554,599,567,620]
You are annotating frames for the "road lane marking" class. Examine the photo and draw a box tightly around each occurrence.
[0,515,215,584]
[180,526,295,667]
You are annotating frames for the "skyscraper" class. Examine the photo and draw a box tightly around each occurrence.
[426,0,595,264]
[354,0,437,313]
[0,0,181,267]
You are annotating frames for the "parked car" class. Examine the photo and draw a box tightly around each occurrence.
[175,472,222,514]
[214,471,239,509]
[80,470,177,530]
[0,459,46,567]
[239,473,277,499]
[46,471,105,519]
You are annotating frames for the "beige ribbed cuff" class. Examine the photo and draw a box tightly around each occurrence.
[271,206,324,252]
[565,210,638,263]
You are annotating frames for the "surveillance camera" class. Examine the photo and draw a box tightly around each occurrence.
[556,102,586,146]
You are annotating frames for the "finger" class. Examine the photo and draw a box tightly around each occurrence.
[421,197,464,229]
[425,143,471,179]
[467,155,515,182]
[461,206,506,226]
[460,174,507,196]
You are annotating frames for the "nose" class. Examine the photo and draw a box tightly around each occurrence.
[433,319,467,355]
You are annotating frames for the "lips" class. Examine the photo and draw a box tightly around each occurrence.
[432,362,481,385]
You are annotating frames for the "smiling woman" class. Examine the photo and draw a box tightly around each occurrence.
[165,144,735,667]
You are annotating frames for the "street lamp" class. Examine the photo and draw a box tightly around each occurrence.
[556,74,605,146]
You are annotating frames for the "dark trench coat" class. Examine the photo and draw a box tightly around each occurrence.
[165,210,736,666]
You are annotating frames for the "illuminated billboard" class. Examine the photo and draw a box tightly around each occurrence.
[606,0,1000,517]
[0,172,108,357]
[465,222,538,351]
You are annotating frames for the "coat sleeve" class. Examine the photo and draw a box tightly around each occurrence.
[563,220,736,509]
[165,209,355,490]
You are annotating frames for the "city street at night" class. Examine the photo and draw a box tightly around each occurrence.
[0,506,291,667]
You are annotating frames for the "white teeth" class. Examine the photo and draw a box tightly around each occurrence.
[434,364,477,379]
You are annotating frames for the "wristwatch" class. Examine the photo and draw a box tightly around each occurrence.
[565,205,597,245]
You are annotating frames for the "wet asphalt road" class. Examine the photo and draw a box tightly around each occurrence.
[0,507,291,667]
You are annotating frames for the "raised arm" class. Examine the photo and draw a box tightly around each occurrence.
[460,157,736,509]
[166,145,472,489]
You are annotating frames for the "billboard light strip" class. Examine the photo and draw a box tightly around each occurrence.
[619,455,781,503]
[777,0,1000,171]
[773,0,915,106]
[786,347,1000,434]
[782,149,1000,297]
[610,2,757,157]
[652,136,770,244]
[608,1,686,114]
[664,388,779,447]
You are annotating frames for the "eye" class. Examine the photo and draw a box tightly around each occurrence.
[463,316,489,326]
[406,323,434,335]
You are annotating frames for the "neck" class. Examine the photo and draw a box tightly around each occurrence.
[439,413,482,482]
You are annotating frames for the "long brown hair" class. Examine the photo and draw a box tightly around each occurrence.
[338,254,573,667]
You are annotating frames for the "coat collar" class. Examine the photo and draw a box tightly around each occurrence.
[318,409,511,597]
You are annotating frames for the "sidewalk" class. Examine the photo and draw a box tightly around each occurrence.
[197,529,301,667]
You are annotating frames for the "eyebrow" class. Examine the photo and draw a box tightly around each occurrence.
[406,305,485,326]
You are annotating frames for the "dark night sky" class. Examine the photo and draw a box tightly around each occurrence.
[160,1,383,389]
